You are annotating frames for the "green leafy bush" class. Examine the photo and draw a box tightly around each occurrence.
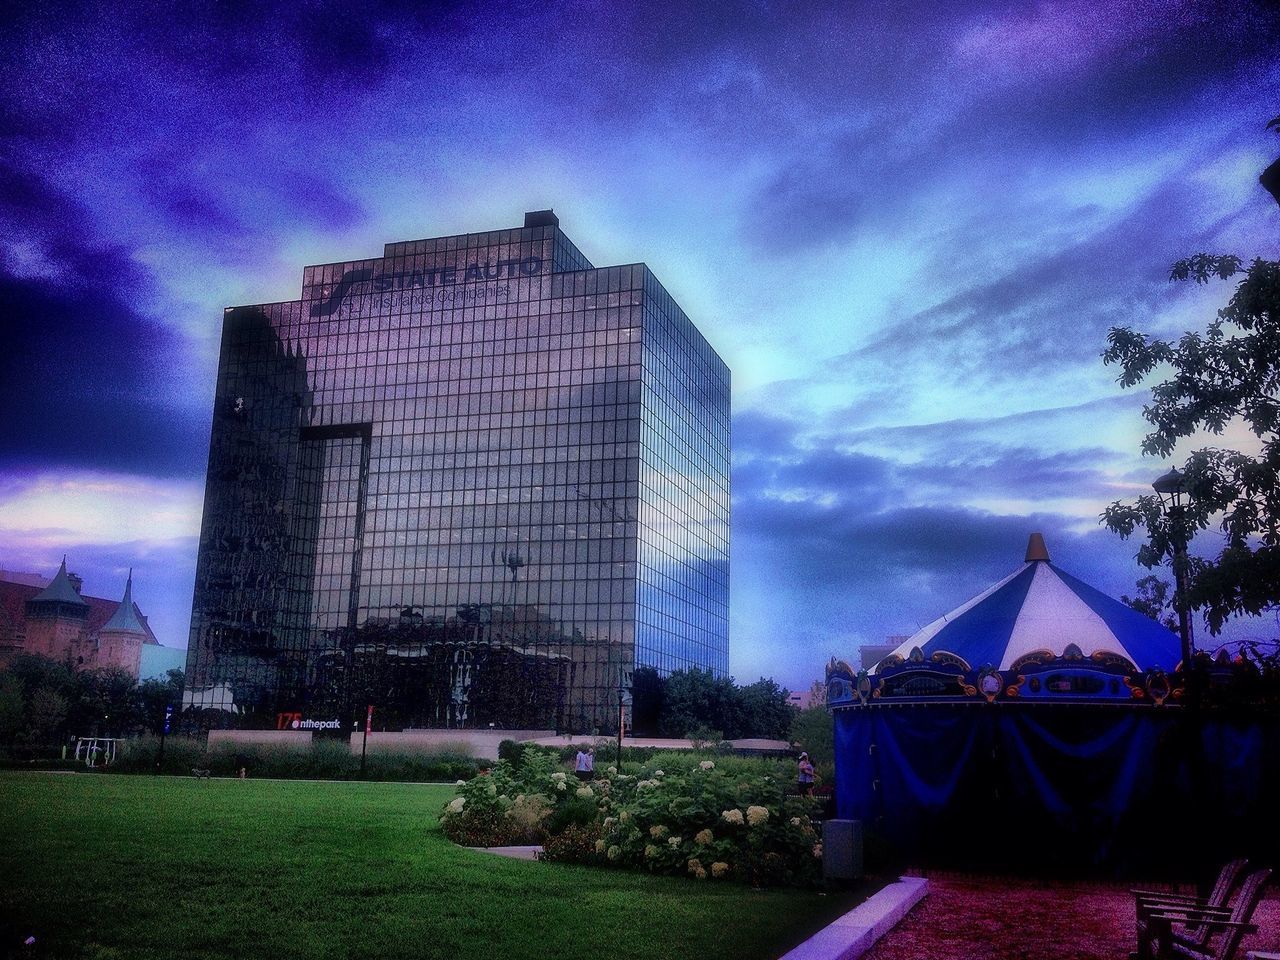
[109,736,479,781]
[438,751,823,886]
[498,738,523,768]
[546,795,599,834]
[540,821,603,864]
[114,735,207,774]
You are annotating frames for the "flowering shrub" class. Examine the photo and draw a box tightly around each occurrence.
[440,746,607,846]
[596,762,822,887]
[439,747,822,886]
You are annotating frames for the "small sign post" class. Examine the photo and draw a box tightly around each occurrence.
[360,705,373,778]
[157,704,173,772]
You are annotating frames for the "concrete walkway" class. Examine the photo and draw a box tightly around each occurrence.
[471,845,543,861]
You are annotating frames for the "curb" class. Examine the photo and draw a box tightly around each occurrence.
[471,845,544,861]
[779,875,928,960]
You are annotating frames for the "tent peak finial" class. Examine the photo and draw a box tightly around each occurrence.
[1025,532,1050,562]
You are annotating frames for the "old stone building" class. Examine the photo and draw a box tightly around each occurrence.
[0,559,159,677]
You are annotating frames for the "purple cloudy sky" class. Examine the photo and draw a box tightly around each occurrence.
[1,0,1277,690]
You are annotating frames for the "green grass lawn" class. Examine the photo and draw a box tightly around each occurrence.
[0,773,867,960]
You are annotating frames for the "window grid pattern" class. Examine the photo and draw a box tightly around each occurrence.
[186,223,729,732]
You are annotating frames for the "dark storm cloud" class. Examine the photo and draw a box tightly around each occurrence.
[735,396,1135,512]
[739,442,1124,512]
[736,0,1280,251]
[0,165,146,291]
[0,271,210,477]
[134,153,365,251]
[952,0,1280,147]
[0,165,208,476]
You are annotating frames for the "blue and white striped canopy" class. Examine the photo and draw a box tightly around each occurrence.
[877,534,1181,673]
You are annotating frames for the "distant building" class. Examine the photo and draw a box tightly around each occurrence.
[786,680,827,710]
[860,638,905,672]
[0,560,161,678]
[787,689,815,710]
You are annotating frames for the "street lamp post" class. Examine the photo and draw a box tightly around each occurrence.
[617,664,632,772]
[1152,467,1196,706]
[1153,465,1206,876]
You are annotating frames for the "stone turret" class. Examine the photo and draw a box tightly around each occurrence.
[96,571,147,676]
[24,557,89,661]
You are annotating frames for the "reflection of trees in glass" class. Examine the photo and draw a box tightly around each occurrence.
[308,605,601,731]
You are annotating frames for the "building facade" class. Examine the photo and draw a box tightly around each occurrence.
[0,561,159,677]
[185,211,729,732]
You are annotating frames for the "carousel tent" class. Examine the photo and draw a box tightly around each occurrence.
[827,534,1277,876]
[874,532,1180,674]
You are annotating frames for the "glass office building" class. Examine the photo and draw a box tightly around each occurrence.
[184,211,729,732]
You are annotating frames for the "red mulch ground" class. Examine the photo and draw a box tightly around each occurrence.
[862,874,1279,960]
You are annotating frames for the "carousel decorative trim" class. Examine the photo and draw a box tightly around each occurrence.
[826,647,1190,708]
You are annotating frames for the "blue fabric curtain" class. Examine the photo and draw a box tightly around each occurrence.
[833,706,1280,876]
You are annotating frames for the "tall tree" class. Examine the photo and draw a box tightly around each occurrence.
[736,678,794,740]
[135,669,184,735]
[659,668,742,739]
[1102,253,1280,634]
[1121,576,1178,633]
[789,706,834,766]
[26,687,68,746]
[0,674,24,743]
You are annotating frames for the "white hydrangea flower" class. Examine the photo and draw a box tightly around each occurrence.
[667,836,681,849]
[721,808,744,825]
[694,828,714,845]
[654,770,665,777]
[575,786,594,799]
[551,772,567,782]
[595,839,606,854]
[746,805,770,826]
[556,781,567,791]
[711,861,730,878]
[446,797,465,814]
[649,824,668,839]
[607,845,621,860]
[790,817,803,828]
[699,760,715,771]
[455,779,466,786]
[607,766,618,775]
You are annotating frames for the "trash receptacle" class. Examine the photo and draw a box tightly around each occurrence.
[822,819,863,880]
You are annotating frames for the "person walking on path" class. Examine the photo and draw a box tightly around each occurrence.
[797,752,816,797]
[575,746,595,781]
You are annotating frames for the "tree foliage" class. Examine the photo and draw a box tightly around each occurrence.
[631,667,794,740]
[789,706,833,766]
[1102,254,1280,633]
[1121,576,1178,633]
[0,654,186,749]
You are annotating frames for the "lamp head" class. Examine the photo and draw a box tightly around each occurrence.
[1152,466,1186,508]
